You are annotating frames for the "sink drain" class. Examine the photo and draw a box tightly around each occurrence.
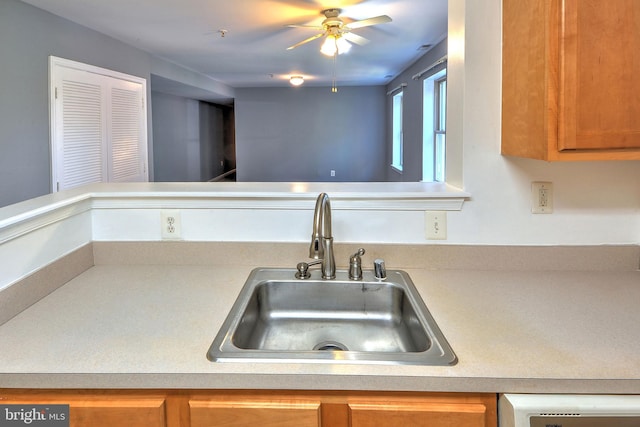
[313,341,349,351]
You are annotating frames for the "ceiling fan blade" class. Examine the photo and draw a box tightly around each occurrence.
[286,33,324,50]
[285,24,323,29]
[343,31,369,46]
[345,15,392,30]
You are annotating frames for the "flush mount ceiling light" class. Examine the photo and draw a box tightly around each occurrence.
[289,75,304,86]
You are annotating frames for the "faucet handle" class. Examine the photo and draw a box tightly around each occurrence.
[350,248,366,260]
[349,248,366,280]
[374,258,387,281]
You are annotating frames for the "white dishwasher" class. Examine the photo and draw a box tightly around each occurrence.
[499,394,640,427]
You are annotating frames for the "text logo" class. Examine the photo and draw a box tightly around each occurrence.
[0,405,69,426]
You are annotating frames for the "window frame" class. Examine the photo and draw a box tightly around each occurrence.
[391,90,404,173]
[422,67,447,182]
[433,74,447,182]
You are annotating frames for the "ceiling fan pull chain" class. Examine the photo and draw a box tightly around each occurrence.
[332,49,338,93]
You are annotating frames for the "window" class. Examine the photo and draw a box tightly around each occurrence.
[49,56,148,192]
[391,90,404,172]
[422,68,447,182]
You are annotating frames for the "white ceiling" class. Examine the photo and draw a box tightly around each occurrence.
[21,0,447,89]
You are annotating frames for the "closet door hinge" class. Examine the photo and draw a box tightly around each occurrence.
[55,87,58,99]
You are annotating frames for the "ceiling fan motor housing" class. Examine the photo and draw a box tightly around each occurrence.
[322,8,342,18]
[322,8,344,31]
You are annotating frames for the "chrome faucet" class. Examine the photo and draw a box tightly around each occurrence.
[309,192,336,279]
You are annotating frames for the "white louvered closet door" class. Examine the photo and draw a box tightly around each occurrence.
[108,78,146,183]
[50,57,148,192]
[55,67,106,190]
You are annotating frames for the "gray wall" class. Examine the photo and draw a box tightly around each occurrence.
[0,0,233,208]
[0,0,155,207]
[386,39,448,182]
[152,92,226,182]
[234,86,387,182]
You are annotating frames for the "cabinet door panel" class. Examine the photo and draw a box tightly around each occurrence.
[0,396,166,427]
[349,402,487,427]
[189,399,321,427]
[70,399,166,427]
[501,0,559,160]
[559,0,640,150]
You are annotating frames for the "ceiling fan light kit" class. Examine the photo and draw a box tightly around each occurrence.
[320,35,351,56]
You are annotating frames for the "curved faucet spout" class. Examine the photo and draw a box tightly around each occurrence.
[309,193,336,279]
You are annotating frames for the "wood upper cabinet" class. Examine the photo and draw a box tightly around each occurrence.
[502,0,640,161]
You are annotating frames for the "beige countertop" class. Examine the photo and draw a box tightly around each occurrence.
[0,242,638,393]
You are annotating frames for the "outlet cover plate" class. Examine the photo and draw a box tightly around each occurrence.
[531,182,553,214]
[161,210,182,239]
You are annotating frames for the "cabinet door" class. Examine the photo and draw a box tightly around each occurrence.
[70,399,166,427]
[189,398,321,427]
[0,395,166,427]
[559,0,640,150]
[348,401,488,427]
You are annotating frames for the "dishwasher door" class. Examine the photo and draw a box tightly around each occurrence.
[530,415,640,427]
[499,394,640,427]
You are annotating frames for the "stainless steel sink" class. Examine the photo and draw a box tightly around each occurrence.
[207,268,457,365]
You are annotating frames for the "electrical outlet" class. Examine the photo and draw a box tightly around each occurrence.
[161,210,182,239]
[425,211,447,240]
[330,170,336,177]
[531,182,553,214]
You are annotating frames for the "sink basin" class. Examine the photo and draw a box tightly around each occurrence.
[207,268,457,365]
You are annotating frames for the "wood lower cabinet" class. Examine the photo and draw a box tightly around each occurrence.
[0,390,166,427]
[188,391,496,427]
[347,398,490,427]
[189,394,321,427]
[0,390,496,427]
[502,0,640,161]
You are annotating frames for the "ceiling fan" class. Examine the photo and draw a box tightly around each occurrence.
[286,8,392,56]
